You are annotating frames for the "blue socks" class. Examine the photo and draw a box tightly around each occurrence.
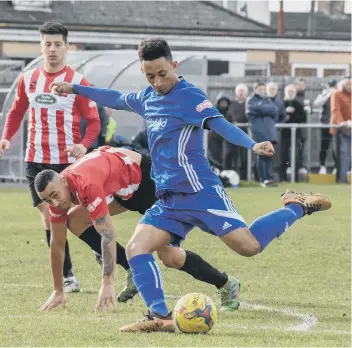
[128,254,169,317]
[250,204,304,251]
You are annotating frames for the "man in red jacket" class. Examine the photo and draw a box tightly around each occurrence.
[0,22,100,292]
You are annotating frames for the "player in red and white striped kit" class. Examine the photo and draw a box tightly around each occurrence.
[0,22,101,292]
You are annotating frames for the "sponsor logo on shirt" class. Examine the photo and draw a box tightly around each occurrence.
[88,101,97,108]
[35,93,58,105]
[147,118,167,131]
[50,211,64,218]
[196,100,213,112]
[87,197,103,212]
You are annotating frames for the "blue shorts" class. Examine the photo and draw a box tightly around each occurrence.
[140,184,247,245]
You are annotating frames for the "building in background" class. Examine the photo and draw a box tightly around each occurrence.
[0,0,350,98]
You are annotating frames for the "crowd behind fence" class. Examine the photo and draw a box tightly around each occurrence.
[236,121,342,183]
[0,72,350,185]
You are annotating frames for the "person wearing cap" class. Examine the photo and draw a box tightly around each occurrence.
[313,80,337,174]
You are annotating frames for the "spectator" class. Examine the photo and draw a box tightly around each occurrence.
[266,82,286,123]
[295,78,310,176]
[247,82,278,187]
[280,84,306,182]
[313,79,337,174]
[295,78,311,112]
[105,114,117,143]
[330,77,351,183]
[225,83,248,179]
[207,94,231,170]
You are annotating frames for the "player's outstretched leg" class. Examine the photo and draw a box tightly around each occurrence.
[250,190,331,251]
[222,190,331,255]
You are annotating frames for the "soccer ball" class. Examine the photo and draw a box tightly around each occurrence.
[173,293,217,333]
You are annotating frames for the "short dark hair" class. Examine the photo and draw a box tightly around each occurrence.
[138,37,173,62]
[39,22,68,43]
[254,82,265,89]
[34,169,58,193]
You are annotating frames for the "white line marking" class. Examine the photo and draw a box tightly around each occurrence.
[166,294,321,333]
[241,300,319,332]
[0,314,348,336]
[3,289,348,336]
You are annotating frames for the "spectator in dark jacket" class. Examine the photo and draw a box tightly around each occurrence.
[224,84,248,179]
[207,95,231,170]
[280,84,307,181]
[247,82,278,187]
[313,80,337,174]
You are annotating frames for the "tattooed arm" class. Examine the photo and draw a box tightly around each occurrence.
[93,214,116,285]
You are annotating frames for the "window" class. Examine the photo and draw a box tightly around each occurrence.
[294,68,317,77]
[245,63,270,77]
[292,64,350,78]
[11,0,52,12]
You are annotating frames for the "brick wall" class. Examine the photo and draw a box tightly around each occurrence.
[271,51,291,76]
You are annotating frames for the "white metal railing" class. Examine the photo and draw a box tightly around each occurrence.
[234,123,345,183]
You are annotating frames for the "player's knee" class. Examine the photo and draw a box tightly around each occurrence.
[126,241,141,259]
[237,241,261,257]
[157,248,185,269]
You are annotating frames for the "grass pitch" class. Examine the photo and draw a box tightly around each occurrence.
[0,184,350,347]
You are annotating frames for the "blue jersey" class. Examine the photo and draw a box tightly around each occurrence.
[123,79,223,197]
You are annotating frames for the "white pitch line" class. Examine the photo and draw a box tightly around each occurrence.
[0,314,349,336]
[241,300,319,332]
[2,289,345,336]
[166,294,319,333]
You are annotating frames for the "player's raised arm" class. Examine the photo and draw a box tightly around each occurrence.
[50,81,144,115]
[40,220,67,311]
[206,117,274,156]
[181,89,274,157]
[71,77,101,159]
[92,213,117,311]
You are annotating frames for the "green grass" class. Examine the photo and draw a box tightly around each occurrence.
[0,184,350,347]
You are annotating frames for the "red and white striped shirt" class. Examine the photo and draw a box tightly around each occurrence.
[2,66,100,164]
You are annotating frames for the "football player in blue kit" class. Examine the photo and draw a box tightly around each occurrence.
[50,37,331,333]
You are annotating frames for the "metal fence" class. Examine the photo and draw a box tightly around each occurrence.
[240,122,342,183]
[0,117,344,184]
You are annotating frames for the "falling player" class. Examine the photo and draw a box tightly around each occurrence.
[35,146,241,311]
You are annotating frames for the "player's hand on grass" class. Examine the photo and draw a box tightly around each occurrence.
[253,141,275,157]
[65,144,87,159]
[40,290,66,311]
[0,139,10,158]
[96,284,116,312]
[49,81,74,95]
